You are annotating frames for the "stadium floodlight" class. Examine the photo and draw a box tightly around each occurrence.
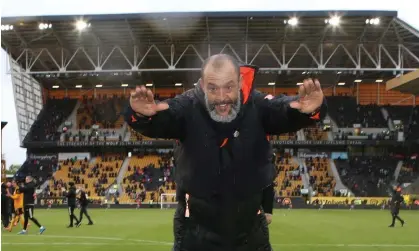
[95,84,103,88]
[75,20,90,31]
[326,16,341,26]
[285,17,298,26]
[121,83,128,87]
[38,23,52,30]
[337,82,345,86]
[354,79,362,83]
[75,85,82,88]
[375,79,383,83]
[1,25,13,31]
[268,82,276,86]
[175,83,183,86]
[145,83,153,87]
[52,85,59,89]
[296,82,303,86]
[366,18,380,25]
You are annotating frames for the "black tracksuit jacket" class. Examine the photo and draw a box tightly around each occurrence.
[20,181,37,205]
[79,191,89,207]
[66,187,77,207]
[125,65,327,243]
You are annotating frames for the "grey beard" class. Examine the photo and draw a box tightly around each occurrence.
[204,91,241,123]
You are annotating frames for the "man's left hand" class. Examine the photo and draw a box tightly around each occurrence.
[290,78,324,114]
[265,213,272,225]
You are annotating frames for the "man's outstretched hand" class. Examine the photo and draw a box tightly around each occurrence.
[130,86,169,117]
[290,78,324,114]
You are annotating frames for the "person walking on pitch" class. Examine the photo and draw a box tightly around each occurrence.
[389,186,405,228]
[77,188,93,226]
[17,176,46,235]
[66,182,80,228]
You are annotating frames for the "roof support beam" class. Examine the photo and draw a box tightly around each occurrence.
[5,43,418,75]
[13,30,51,71]
[51,28,82,70]
[206,17,211,57]
[394,18,419,39]
[125,19,138,45]
[245,17,249,64]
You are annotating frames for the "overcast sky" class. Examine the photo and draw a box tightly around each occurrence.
[1,0,418,166]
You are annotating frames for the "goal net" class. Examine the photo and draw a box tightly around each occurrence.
[160,193,177,209]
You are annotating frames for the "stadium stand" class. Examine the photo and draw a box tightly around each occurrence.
[15,157,56,188]
[120,152,174,203]
[46,154,124,200]
[306,157,335,196]
[397,158,419,184]
[326,96,387,128]
[274,153,303,197]
[385,105,413,128]
[406,106,419,140]
[24,98,78,142]
[77,95,126,130]
[335,156,398,197]
[304,125,328,140]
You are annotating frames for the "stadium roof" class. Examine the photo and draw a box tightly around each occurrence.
[2,10,419,89]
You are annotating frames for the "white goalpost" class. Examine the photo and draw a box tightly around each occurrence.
[160,193,177,209]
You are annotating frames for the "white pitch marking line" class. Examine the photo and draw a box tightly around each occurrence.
[3,235,123,241]
[2,242,419,248]
[1,242,159,246]
[3,235,419,248]
[272,244,419,248]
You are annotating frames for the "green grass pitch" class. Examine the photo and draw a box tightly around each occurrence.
[1,209,418,251]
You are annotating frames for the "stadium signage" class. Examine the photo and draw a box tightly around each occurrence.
[57,141,155,147]
[24,138,415,150]
[28,153,58,160]
[311,197,389,206]
[24,140,175,148]
[271,140,364,146]
[298,152,330,158]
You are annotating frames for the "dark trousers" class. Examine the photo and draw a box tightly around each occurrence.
[79,206,93,223]
[68,205,79,226]
[1,207,10,228]
[390,207,404,226]
[173,206,272,251]
[23,205,42,230]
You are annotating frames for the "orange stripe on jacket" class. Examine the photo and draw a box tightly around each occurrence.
[240,66,256,104]
[220,138,228,148]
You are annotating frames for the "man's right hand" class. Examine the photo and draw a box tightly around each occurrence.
[130,85,169,117]
[265,213,272,225]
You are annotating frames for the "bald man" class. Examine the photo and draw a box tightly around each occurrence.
[125,54,327,251]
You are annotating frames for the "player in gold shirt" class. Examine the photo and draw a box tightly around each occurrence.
[6,180,25,232]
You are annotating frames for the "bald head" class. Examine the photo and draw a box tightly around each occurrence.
[200,54,242,123]
[201,54,240,80]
